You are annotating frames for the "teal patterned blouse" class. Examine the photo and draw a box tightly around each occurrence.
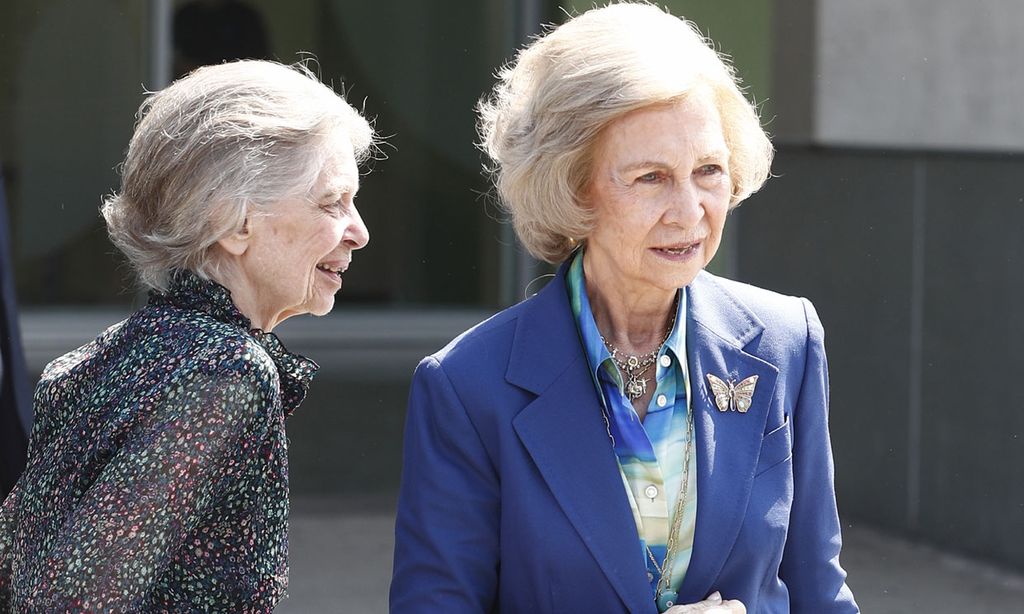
[0,270,317,612]
[566,249,697,598]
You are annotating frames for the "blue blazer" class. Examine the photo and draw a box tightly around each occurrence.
[391,266,858,613]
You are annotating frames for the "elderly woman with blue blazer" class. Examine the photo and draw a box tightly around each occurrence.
[391,3,858,613]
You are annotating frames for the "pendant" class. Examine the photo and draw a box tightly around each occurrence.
[657,589,679,612]
[625,374,647,400]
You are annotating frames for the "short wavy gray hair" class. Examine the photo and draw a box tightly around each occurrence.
[478,2,773,263]
[102,59,375,291]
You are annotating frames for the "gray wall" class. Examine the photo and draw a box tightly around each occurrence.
[776,0,1024,151]
[765,0,1024,571]
[734,146,1024,571]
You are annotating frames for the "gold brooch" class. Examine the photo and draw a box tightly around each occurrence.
[706,373,758,413]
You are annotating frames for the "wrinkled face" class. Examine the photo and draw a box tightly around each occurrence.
[239,136,369,329]
[583,92,731,298]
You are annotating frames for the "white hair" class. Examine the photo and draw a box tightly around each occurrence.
[102,59,376,291]
[478,1,773,263]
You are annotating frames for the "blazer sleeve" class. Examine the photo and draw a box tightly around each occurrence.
[779,298,859,613]
[391,356,500,613]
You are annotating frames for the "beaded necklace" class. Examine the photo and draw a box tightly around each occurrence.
[600,305,677,402]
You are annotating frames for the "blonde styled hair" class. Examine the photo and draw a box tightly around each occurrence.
[477,2,773,263]
[102,59,375,291]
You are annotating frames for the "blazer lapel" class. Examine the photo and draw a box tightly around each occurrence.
[679,272,780,602]
[509,266,654,613]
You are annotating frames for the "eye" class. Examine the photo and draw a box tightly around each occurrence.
[321,193,353,214]
[636,171,662,184]
[697,164,724,176]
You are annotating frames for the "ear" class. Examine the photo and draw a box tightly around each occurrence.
[217,218,252,257]
[575,185,594,211]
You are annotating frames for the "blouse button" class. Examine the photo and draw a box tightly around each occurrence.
[644,485,659,499]
[659,355,672,368]
[656,394,668,408]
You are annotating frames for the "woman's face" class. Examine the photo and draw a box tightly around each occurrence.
[231,136,369,330]
[583,92,732,299]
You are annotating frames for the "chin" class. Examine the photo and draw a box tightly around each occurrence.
[309,298,336,317]
[654,265,703,290]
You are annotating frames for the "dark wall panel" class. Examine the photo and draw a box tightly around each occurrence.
[735,146,1024,571]
[285,371,409,496]
[735,149,916,530]
[917,157,1024,567]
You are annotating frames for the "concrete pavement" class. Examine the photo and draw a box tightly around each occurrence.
[276,495,1024,613]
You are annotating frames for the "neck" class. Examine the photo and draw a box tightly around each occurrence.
[210,260,284,332]
[582,254,677,356]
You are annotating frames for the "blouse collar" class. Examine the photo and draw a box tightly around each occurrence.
[565,248,689,392]
[150,269,319,415]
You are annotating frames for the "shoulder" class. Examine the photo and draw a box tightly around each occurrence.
[428,297,531,376]
[159,311,280,407]
[692,271,823,351]
[52,305,278,413]
[141,304,278,377]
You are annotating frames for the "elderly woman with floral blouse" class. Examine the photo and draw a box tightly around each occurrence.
[0,59,373,611]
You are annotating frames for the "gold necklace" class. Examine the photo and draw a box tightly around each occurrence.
[652,407,693,611]
[597,402,693,612]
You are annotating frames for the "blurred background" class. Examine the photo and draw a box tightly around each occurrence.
[1,0,1022,611]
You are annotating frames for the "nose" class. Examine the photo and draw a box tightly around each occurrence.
[662,179,704,228]
[344,203,370,250]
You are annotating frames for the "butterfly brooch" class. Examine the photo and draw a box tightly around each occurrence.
[705,373,759,413]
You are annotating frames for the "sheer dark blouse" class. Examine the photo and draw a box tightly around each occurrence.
[0,271,317,612]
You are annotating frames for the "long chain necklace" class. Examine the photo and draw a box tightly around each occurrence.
[597,400,693,612]
[649,408,694,611]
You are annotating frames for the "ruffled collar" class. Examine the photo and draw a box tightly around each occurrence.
[150,269,319,415]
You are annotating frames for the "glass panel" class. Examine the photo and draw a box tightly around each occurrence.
[1,0,148,305]
[2,0,523,307]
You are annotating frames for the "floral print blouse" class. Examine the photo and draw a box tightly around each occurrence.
[0,270,317,612]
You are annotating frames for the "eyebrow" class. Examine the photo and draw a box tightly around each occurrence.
[618,150,730,173]
[315,178,359,201]
[618,160,674,174]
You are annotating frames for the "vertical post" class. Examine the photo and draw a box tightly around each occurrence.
[498,0,547,305]
[134,0,172,307]
[149,0,173,91]
[907,158,927,531]
[135,0,173,307]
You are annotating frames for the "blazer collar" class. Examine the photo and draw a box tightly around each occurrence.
[506,262,584,395]
[679,272,780,601]
[687,271,764,348]
[509,262,655,612]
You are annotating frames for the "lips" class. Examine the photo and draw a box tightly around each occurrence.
[652,239,703,256]
[315,260,348,280]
